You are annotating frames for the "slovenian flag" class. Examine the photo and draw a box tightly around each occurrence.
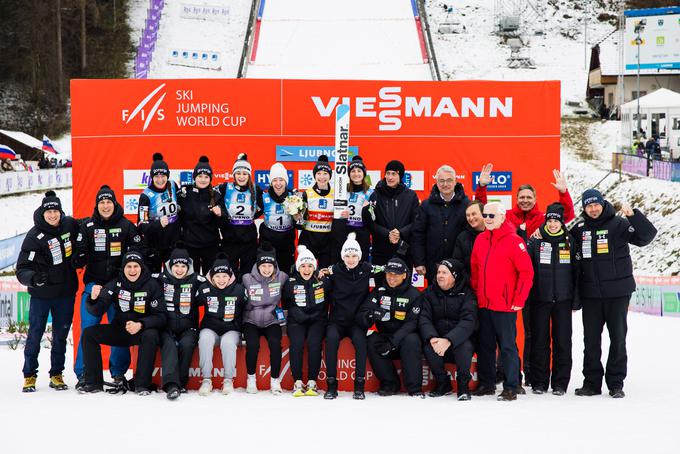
[42,135,58,155]
[0,144,16,160]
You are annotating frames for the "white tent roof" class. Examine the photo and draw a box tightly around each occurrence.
[621,88,680,111]
[0,129,42,150]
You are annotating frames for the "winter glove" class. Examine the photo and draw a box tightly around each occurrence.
[369,308,387,322]
[32,272,48,287]
[373,336,395,357]
[572,298,582,311]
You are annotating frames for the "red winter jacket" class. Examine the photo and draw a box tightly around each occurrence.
[506,189,575,237]
[470,221,534,312]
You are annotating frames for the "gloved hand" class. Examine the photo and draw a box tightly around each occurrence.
[370,308,387,322]
[373,336,395,357]
[32,272,48,287]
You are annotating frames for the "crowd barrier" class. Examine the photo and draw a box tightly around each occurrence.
[0,233,27,270]
[135,0,164,79]
[0,168,72,196]
[614,152,680,182]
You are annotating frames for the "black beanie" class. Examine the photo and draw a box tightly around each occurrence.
[211,253,233,276]
[95,185,117,204]
[150,152,170,178]
[348,155,366,175]
[437,258,465,280]
[193,155,212,180]
[313,154,332,177]
[41,190,62,212]
[256,241,277,267]
[169,243,191,268]
[385,160,405,181]
[122,251,145,268]
[545,202,565,223]
[581,189,604,209]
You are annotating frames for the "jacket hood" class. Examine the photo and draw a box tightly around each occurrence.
[248,262,281,283]
[583,200,616,228]
[32,207,64,236]
[209,272,236,290]
[92,201,124,224]
[510,201,542,222]
[119,265,152,291]
[162,261,197,285]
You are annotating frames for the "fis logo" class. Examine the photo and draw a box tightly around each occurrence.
[121,83,167,132]
[311,87,513,131]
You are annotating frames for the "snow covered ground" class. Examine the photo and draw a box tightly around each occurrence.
[246,0,432,80]
[2,312,679,453]
[561,119,680,275]
[146,0,252,78]
[427,0,616,106]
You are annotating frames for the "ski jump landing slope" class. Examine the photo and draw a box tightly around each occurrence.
[246,0,433,80]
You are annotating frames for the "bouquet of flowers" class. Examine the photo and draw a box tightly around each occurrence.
[283,192,305,216]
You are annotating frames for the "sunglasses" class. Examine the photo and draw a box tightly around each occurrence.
[482,213,497,219]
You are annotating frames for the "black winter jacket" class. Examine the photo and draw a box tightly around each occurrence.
[137,181,182,253]
[452,224,483,275]
[196,278,248,336]
[366,180,420,261]
[282,272,329,324]
[86,268,165,329]
[15,209,79,298]
[325,261,373,325]
[527,225,579,306]
[154,266,206,335]
[570,202,656,299]
[413,183,469,272]
[419,278,477,347]
[357,279,422,346]
[177,185,225,249]
[74,203,144,285]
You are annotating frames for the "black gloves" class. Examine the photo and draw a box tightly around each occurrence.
[373,335,395,357]
[369,308,387,322]
[32,272,48,287]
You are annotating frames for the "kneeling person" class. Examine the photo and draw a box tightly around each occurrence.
[419,259,477,400]
[79,252,165,394]
[359,257,424,397]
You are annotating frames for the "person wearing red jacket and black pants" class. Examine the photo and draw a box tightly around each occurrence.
[470,202,533,401]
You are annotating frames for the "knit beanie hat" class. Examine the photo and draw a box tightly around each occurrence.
[96,185,117,204]
[122,251,145,268]
[545,202,565,223]
[437,258,464,280]
[348,155,366,175]
[384,257,409,275]
[269,162,289,185]
[341,232,362,260]
[385,160,405,181]
[295,245,317,271]
[581,189,604,209]
[256,242,277,267]
[193,155,212,180]
[41,190,62,212]
[211,253,233,276]
[313,154,332,177]
[169,243,191,268]
[150,152,170,178]
[232,153,252,176]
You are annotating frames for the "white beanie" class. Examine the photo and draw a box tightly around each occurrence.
[296,245,317,270]
[269,162,288,185]
[341,232,362,260]
[232,153,252,176]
